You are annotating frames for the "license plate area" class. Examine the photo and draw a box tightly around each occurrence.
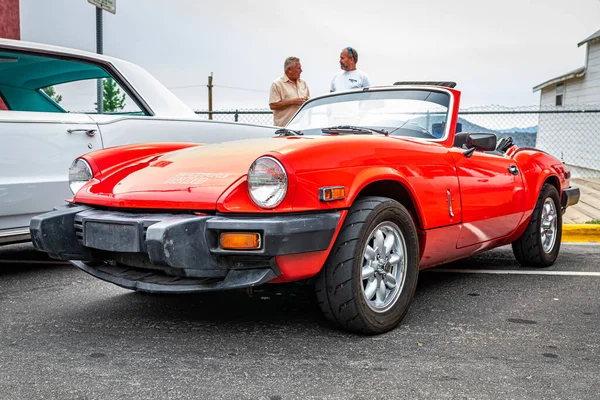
[84,221,141,252]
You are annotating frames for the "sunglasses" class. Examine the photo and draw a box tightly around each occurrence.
[347,46,354,58]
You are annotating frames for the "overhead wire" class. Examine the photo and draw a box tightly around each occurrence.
[167,84,267,93]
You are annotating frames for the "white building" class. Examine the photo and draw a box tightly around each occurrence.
[533,29,600,177]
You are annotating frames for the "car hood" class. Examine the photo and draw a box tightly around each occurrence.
[75,135,442,210]
[76,137,297,210]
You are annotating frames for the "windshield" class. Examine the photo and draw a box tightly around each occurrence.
[287,89,451,140]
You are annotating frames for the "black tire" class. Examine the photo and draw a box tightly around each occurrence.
[315,196,419,334]
[512,183,562,267]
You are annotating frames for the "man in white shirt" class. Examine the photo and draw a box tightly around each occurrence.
[330,47,371,92]
[269,57,311,126]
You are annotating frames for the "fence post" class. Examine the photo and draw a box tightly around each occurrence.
[207,73,213,120]
[235,110,239,122]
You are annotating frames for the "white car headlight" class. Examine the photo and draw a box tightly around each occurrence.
[248,157,288,209]
[69,158,93,194]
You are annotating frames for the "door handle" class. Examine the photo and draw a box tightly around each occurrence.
[508,165,519,175]
[67,128,96,137]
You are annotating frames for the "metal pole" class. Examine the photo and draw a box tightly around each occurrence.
[96,7,104,114]
[208,72,213,120]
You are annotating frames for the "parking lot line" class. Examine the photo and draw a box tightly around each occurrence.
[429,269,600,276]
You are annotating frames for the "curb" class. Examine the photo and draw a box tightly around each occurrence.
[562,224,600,243]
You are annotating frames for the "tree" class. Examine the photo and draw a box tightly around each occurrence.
[102,78,126,112]
[42,86,62,104]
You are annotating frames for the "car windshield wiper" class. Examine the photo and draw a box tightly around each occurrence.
[275,128,303,136]
[321,125,389,136]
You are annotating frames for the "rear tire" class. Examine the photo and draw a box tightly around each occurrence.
[512,183,562,267]
[315,196,419,334]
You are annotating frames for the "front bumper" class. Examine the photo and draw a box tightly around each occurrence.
[30,205,340,293]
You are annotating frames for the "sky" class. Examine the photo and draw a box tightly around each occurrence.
[19,0,600,111]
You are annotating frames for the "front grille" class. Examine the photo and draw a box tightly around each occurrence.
[73,208,211,249]
[74,219,84,244]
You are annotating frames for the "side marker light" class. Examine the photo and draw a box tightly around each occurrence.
[319,186,346,202]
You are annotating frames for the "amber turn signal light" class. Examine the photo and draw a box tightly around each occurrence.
[219,232,261,250]
[319,186,346,202]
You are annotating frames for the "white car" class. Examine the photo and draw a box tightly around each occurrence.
[0,39,276,245]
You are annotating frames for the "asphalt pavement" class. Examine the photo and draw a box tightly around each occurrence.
[1,242,599,400]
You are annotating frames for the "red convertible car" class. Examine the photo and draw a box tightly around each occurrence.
[31,83,579,334]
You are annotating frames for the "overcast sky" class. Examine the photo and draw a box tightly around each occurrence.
[20,0,600,110]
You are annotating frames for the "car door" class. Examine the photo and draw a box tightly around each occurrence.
[0,111,101,241]
[452,150,526,248]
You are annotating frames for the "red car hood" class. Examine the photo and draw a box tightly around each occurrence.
[76,138,297,210]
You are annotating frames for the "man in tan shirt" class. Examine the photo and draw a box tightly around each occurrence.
[269,56,310,127]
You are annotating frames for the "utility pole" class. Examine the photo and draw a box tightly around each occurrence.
[208,72,213,120]
[96,6,103,114]
[88,0,116,113]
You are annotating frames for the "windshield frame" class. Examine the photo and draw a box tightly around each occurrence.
[286,86,457,142]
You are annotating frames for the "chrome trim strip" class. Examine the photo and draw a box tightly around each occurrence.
[0,228,31,244]
[447,189,454,218]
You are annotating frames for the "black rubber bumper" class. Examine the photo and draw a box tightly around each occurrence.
[30,205,341,293]
[30,205,93,260]
[561,186,580,208]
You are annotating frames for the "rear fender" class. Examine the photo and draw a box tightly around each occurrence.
[511,150,565,238]
[513,150,565,208]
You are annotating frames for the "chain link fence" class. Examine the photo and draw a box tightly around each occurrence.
[195,109,274,125]
[195,105,600,179]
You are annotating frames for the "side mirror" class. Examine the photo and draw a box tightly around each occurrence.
[456,133,498,157]
[465,133,497,151]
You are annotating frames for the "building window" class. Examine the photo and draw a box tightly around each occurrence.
[555,83,564,106]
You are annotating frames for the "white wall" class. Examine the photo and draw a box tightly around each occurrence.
[537,110,600,176]
[536,40,600,176]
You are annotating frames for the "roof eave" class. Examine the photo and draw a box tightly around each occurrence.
[532,67,586,92]
[577,29,600,47]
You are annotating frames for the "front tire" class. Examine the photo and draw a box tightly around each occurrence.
[315,196,419,334]
[512,183,562,267]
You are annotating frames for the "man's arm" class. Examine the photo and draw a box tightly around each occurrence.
[269,98,306,110]
[269,81,306,110]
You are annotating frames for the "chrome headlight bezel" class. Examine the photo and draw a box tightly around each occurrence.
[247,156,288,209]
[68,158,93,195]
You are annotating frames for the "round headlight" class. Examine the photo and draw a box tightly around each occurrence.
[69,158,93,194]
[248,157,287,209]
